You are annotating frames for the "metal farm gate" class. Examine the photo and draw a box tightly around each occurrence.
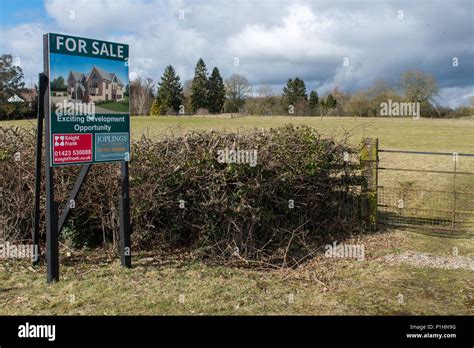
[372,141,474,235]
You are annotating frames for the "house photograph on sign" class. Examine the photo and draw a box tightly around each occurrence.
[50,54,129,115]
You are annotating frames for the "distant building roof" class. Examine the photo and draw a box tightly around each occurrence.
[20,89,37,102]
[7,94,24,102]
[70,71,85,81]
[69,66,125,86]
[109,73,124,86]
[92,66,112,82]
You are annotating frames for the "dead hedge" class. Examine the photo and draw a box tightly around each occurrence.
[0,124,364,265]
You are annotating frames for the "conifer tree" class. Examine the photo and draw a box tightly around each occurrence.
[326,94,337,108]
[190,58,209,112]
[155,65,183,114]
[309,90,319,108]
[207,67,225,113]
[282,77,307,106]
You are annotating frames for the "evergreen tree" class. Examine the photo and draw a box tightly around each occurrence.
[51,76,66,91]
[155,65,183,114]
[150,98,160,116]
[0,54,25,104]
[207,67,225,113]
[282,77,307,106]
[326,94,337,108]
[190,58,209,112]
[309,90,319,108]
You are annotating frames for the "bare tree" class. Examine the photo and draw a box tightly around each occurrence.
[255,84,278,115]
[130,76,154,115]
[345,90,371,117]
[183,79,193,99]
[257,84,274,98]
[225,73,252,113]
[367,80,399,116]
[400,70,438,103]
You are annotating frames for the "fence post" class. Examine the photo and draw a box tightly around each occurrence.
[360,138,378,230]
[452,154,457,230]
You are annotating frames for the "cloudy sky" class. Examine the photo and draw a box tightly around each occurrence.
[0,0,473,106]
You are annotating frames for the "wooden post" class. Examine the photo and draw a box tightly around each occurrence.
[452,156,457,230]
[360,138,378,230]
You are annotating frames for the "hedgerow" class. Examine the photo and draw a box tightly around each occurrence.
[0,125,364,265]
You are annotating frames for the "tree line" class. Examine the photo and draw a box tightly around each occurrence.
[133,58,340,117]
[0,54,38,119]
[0,53,472,119]
[145,58,248,115]
[133,58,472,118]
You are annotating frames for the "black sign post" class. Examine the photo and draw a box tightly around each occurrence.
[119,161,131,268]
[32,73,48,265]
[43,34,60,282]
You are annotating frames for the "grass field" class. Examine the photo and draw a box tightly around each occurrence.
[96,97,129,112]
[4,115,474,150]
[1,230,472,315]
[1,115,473,315]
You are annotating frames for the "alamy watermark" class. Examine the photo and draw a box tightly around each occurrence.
[217,148,258,167]
[18,322,55,341]
[380,99,420,119]
[324,241,365,261]
[55,99,96,117]
[0,241,39,261]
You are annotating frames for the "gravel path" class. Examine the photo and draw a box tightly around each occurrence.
[384,251,474,271]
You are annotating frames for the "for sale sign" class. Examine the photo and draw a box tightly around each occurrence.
[46,33,130,166]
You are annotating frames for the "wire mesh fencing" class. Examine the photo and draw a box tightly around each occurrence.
[376,148,474,235]
[378,187,474,233]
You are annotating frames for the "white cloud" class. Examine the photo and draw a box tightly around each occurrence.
[0,0,472,105]
[437,86,474,108]
[0,23,51,87]
[227,4,346,61]
[44,0,163,34]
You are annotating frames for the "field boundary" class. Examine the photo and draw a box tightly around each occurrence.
[374,143,474,235]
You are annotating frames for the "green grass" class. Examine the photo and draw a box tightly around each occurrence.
[1,115,473,315]
[3,115,474,151]
[130,115,474,151]
[96,96,129,112]
[0,230,472,315]
[5,115,473,192]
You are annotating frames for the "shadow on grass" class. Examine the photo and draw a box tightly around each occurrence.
[378,211,473,239]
